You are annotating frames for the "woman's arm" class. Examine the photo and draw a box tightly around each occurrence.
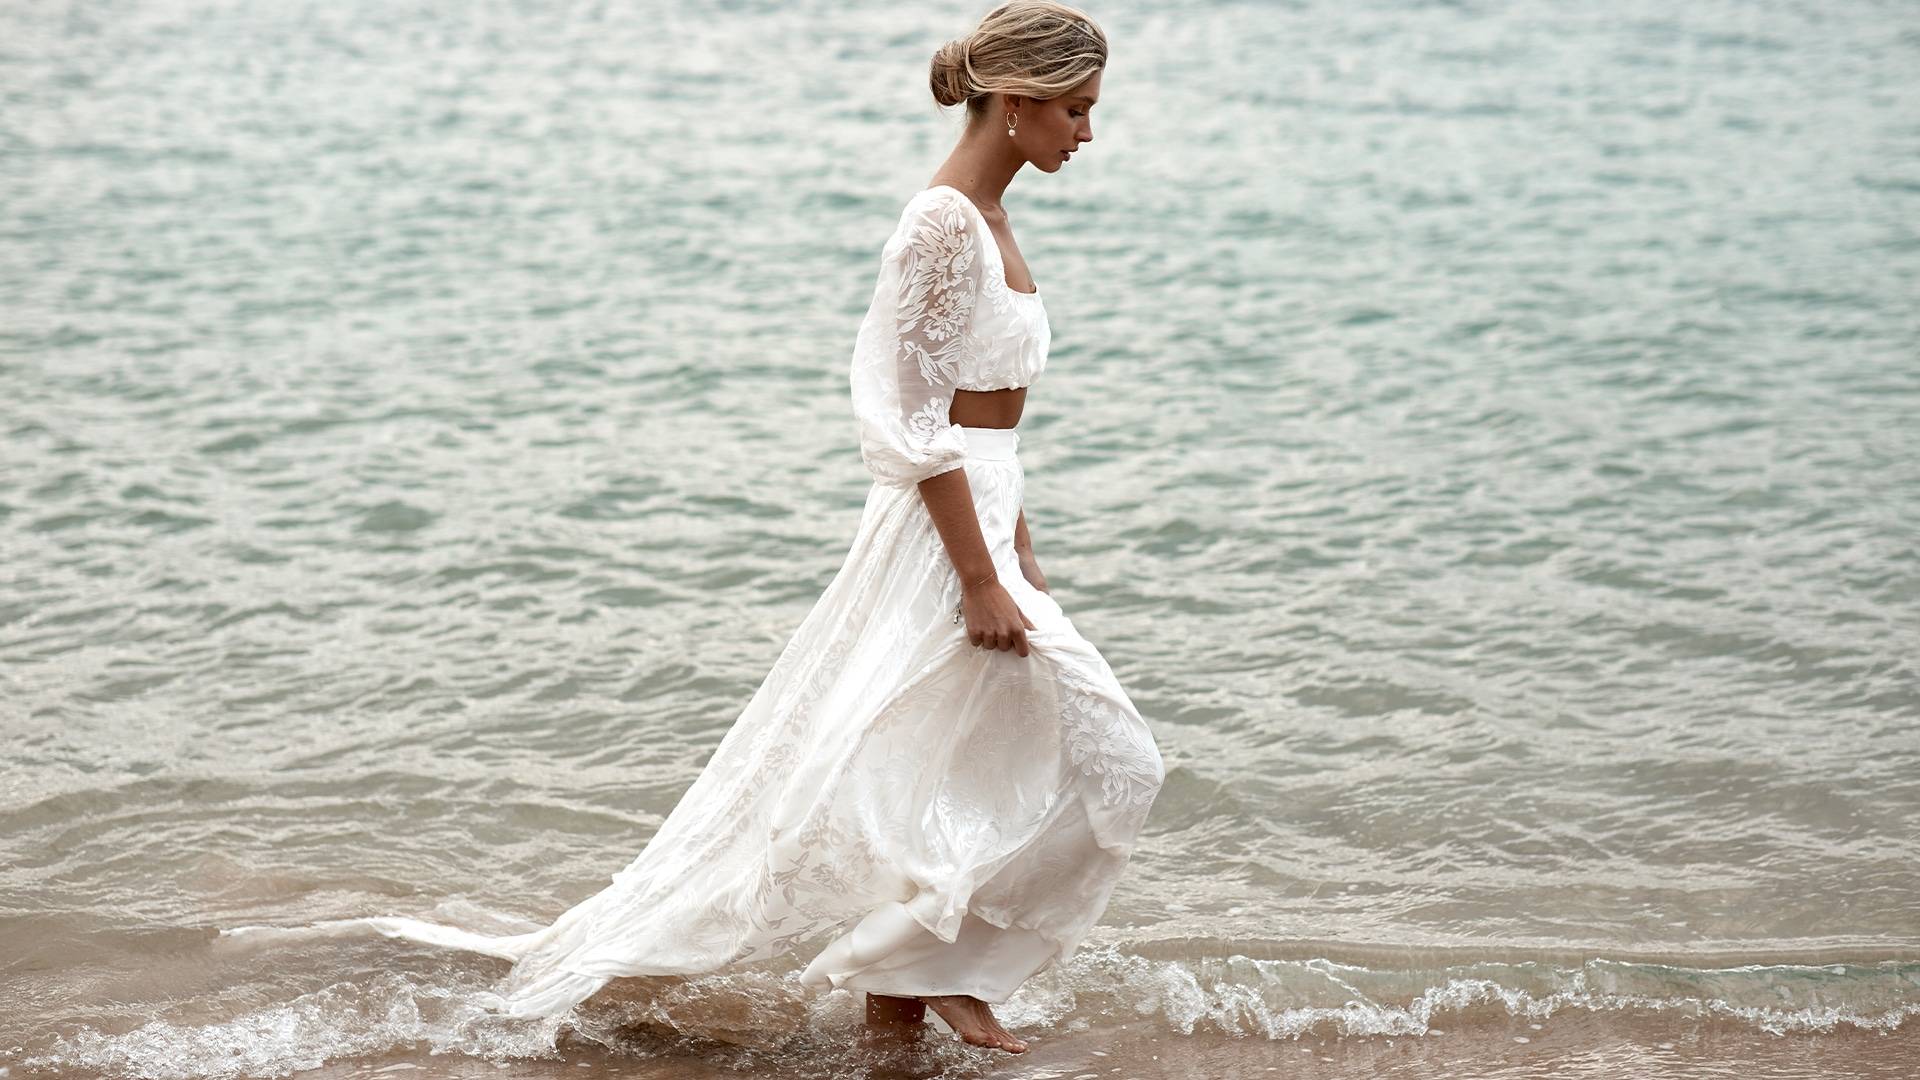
[920,472,1035,654]
[853,189,1033,652]
[1014,506,1049,593]
[921,470,995,585]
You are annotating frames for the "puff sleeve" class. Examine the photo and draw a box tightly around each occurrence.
[849,189,985,487]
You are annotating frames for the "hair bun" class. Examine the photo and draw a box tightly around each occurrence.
[926,3,1106,115]
[929,38,974,108]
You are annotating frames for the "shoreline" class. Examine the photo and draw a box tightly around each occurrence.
[11,996,1915,1080]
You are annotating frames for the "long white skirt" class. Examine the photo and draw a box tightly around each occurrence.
[222,425,1166,1016]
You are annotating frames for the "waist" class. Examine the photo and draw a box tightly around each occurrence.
[959,425,1020,460]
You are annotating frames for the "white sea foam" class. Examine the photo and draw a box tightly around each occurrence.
[24,973,568,1080]
[23,946,1919,1079]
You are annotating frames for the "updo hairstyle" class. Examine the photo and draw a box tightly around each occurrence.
[929,2,1107,115]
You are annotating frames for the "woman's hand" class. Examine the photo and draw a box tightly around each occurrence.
[963,578,1037,656]
[1017,547,1049,593]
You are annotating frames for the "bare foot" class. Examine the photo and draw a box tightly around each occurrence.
[915,994,1028,1053]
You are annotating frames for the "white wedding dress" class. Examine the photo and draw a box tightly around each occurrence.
[220,185,1166,1017]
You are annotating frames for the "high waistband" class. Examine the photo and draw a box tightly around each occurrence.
[960,425,1020,460]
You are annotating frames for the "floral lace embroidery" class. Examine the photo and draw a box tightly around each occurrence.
[904,395,955,447]
[899,199,977,384]
[924,186,1052,392]
[1055,663,1164,824]
[849,187,1050,487]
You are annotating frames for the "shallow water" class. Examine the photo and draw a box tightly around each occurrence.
[3,0,1918,1076]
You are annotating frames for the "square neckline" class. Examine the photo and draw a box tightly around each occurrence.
[920,185,1044,300]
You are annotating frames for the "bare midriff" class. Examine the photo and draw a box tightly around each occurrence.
[949,386,1027,429]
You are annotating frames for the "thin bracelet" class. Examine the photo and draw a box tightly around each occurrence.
[953,569,996,624]
[965,569,995,590]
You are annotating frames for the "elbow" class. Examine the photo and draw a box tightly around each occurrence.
[862,453,968,489]
[857,420,971,488]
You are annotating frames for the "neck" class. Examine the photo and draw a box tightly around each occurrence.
[930,118,1027,213]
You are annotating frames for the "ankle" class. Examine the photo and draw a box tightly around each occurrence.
[865,992,928,1024]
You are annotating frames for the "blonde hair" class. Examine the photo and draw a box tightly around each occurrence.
[930,2,1107,114]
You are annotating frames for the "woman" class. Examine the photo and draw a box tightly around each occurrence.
[222,0,1162,1058]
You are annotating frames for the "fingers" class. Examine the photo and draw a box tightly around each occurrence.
[963,588,1038,657]
[970,627,1008,651]
[970,624,1031,656]
[993,618,1029,656]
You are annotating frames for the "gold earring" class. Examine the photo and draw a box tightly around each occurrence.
[1006,112,1018,138]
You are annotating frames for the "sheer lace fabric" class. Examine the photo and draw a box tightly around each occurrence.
[851,186,1052,488]
[218,187,1163,1019]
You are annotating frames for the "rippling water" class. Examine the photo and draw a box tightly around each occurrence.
[3,0,1918,1076]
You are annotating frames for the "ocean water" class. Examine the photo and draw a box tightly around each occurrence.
[3,0,1917,1076]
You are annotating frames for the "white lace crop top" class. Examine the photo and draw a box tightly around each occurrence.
[848,185,1053,487]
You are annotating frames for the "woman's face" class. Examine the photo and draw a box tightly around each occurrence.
[1011,69,1100,173]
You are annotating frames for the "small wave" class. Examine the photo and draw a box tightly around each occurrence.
[1028,948,1920,1040]
[17,944,1918,1079]
[18,972,569,1080]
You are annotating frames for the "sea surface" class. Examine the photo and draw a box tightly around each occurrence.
[3,0,1918,1077]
